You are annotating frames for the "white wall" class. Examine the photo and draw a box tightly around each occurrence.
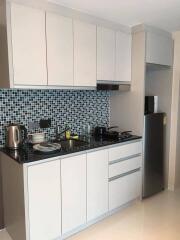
[0,161,3,229]
[169,31,180,190]
[145,66,172,187]
[175,84,180,188]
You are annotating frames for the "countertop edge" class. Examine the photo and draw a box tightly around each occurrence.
[1,138,142,166]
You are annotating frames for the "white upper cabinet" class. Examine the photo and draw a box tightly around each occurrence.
[27,160,61,240]
[116,32,132,82]
[146,32,173,66]
[46,13,74,86]
[87,149,109,222]
[97,26,116,81]
[6,3,133,88]
[61,154,86,234]
[10,3,47,86]
[74,20,97,87]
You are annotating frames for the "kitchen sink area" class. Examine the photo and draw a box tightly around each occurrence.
[57,139,89,150]
[0,134,142,164]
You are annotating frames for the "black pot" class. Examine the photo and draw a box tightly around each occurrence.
[94,127,107,137]
[94,126,119,138]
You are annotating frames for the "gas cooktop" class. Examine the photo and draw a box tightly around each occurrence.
[98,130,134,141]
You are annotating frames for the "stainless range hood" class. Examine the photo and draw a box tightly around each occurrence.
[97,81,131,91]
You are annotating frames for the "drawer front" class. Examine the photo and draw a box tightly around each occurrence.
[109,155,141,179]
[109,141,142,162]
[109,170,141,211]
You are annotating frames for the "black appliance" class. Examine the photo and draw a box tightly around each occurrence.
[94,126,133,141]
[119,131,133,141]
[97,83,130,91]
[145,96,158,114]
[104,130,134,141]
[97,84,119,90]
[94,126,118,139]
[143,113,165,198]
[94,126,107,137]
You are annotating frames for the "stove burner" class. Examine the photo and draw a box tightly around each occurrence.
[93,129,134,141]
[119,131,133,140]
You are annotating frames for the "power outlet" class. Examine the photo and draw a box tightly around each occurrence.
[39,119,51,129]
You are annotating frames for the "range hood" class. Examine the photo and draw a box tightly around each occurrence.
[97,81,131,91]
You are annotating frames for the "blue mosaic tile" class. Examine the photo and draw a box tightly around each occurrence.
[0,89,110,146]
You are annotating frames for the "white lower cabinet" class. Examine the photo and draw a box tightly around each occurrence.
[24,141,142,240]
[61,154,86,234]
[109,170,141,211]
[27,160,61,240]
[109,155,141,178]
[109,141,142,162]
[87,149,109,222]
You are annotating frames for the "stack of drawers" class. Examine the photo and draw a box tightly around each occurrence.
[108,141,142,211]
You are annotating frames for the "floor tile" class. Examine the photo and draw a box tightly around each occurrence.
[1,190,180,240]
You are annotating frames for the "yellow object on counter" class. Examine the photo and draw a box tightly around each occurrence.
[71,135,79,140]
[65,130,71,139]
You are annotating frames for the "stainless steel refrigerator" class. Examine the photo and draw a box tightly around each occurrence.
[142,113,165,198]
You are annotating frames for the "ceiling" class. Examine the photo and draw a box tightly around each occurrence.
[48,0,180,32]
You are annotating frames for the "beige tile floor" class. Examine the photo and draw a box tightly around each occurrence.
[1,189,180,240]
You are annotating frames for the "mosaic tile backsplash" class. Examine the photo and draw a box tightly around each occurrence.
[0,89,110,146]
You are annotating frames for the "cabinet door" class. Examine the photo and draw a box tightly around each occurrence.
[146,32,173,66]
[11,3,47,86]
[109,170,141,211]
[97,26,115,81]
[116,31,131,82]
[27,160,61,240]
[74,20,96,87]
[87,149,108,222]
[46,13,73,86]
[61,154,86,234]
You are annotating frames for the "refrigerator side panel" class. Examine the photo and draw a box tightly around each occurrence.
[143,113,165,198]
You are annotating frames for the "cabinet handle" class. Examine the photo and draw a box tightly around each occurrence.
[109,154,141,165]
[109,168,140,182]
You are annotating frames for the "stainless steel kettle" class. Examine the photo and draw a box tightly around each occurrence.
[6,123,27,149]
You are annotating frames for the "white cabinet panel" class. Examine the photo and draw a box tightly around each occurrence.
[11,3,47,86]
[109,155,141,178]
[28,160,61,240]
[146,32,173,66]
[61,154,86,234]
[109,171,141,211]
[116,31,131,82]
[46,13,73,86]
[97,26,115,81]
[87,149,108,222]
[74,20,96,87]
[109,141,142,162]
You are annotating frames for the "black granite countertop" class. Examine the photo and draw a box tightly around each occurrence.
[0,135,142,164]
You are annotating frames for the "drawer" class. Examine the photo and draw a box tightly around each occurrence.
[109,141,142,162]
[109,155,141,179]
[109,170,141,211]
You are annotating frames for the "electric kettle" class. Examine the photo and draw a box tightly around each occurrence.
[6,123,27,149]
